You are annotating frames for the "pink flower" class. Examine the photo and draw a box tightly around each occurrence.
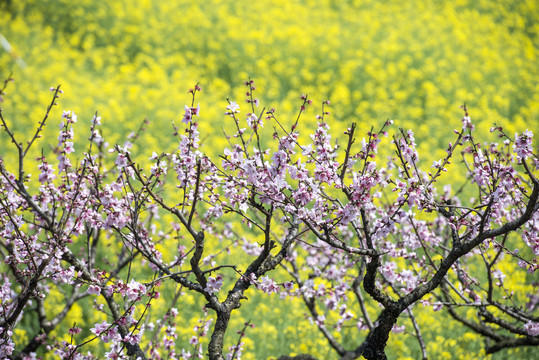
[115,153,128,169]
[225,101,240,115]
[315,315,326,327]
[92,114,101,125]
[90,320,110,337]
[126,279,146,301]
[68,326,82,335]
[38,162,56,183]
[524,321,539,336]
[513,129,533,160]
[182,105,197,124]
[462,115,473,130]
[246,113,263,129]
[432,302,444,311]
[205,275,223,295]
[283,281,294,291]
[63,141,75,154]
[392,324,406,333]
[492,269,506,285]
[163,335,175,349]
[87,285,101,295]
[62,110,77,123]
[259,276,279,294]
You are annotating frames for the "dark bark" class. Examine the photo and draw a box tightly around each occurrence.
[277,355,318,360]
[486,337,539,354]
[361,307,400,360]
[208,311,231,360]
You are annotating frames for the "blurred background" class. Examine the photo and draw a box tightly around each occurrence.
[0,0,537,159]
[0,1,538,359]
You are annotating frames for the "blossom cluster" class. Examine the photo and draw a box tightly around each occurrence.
[0,82,537,360]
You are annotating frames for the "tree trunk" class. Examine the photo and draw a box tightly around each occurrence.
[208,311,230,360]
[361,307,400,360]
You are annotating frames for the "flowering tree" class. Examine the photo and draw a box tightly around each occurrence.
[0,76,538,360]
